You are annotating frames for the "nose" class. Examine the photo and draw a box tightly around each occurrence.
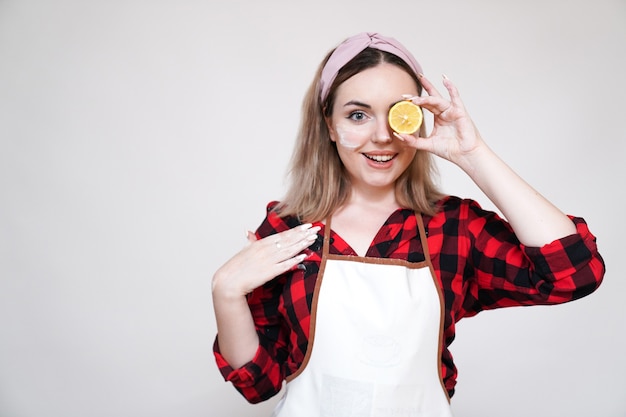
[371,119,392,144]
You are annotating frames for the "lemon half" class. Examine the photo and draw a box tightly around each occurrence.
[388,101,423,134]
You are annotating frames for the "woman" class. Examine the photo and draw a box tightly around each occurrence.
[211,32,605,416]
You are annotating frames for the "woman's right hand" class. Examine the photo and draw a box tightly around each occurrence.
[211,223,320,298]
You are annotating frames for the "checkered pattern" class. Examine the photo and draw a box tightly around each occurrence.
[213,196,605,404]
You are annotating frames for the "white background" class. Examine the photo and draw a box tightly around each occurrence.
[1,1,624,416]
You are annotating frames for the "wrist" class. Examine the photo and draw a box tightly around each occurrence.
[457,141,495,177]
[211,270,248,301]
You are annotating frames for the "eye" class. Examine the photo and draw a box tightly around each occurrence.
[348,111,369,122]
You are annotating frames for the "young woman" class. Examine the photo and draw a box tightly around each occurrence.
[211,32,605,416]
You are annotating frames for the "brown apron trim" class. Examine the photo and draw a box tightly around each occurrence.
[286,212,450,403]
[416,213,450,402]
[416,213,431,260]
[285,219,335,382]
[325,254,429,268]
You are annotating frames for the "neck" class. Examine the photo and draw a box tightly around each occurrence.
[345,184,399,212]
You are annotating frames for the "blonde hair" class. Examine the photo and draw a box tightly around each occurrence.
[276,47,444,222]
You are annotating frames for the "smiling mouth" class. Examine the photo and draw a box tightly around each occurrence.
[364,153,396,163]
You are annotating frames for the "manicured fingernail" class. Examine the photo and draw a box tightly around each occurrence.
[442,73,449,80]
[393,132,405,141]
[418,73,424,78]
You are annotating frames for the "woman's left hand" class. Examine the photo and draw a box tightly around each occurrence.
[395,74,485,168]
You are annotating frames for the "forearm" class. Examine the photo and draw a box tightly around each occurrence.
[212,277,260,369]
[461,144,576,247]
[211,222,318,369]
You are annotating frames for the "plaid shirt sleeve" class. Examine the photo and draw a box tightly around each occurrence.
[446,197,605,316]
[426,197,605,396]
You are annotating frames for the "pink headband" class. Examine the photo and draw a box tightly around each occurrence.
[319,32,423,102]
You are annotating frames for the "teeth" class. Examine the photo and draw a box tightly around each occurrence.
[365,154,394,162]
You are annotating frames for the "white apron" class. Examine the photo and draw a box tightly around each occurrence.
[273,214,453,417]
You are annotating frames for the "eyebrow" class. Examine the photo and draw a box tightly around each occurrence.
[343,99,407,110]
[343,100,371,109]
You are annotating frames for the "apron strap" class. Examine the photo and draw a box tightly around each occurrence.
[415,212,430,261]
[322,217,333,257]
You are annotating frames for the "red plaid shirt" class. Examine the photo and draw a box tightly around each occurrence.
[213,196,605,403]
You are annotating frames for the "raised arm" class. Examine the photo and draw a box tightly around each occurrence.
[397,74,575,246]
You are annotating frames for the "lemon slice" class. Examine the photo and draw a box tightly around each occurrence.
[388,101,423,134]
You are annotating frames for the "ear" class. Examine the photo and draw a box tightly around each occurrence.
[324,115,337,143]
